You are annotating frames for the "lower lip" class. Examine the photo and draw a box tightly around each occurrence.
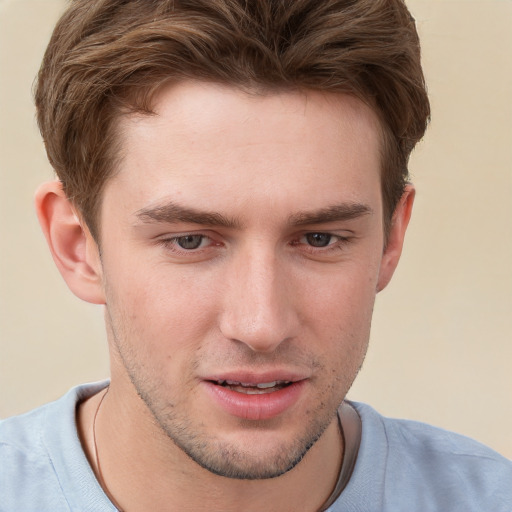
[202,380,305,421]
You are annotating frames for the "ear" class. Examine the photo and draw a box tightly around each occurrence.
[377,185,415,292]
[35,181,105,304]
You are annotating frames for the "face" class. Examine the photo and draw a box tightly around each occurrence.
[97,82,388,479]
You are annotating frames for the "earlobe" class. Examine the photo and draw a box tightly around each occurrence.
[376,185,415,292]
[35,181,105,305]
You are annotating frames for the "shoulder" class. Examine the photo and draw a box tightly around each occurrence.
[0,381,109,512]
[0,395,71,511]
[348,402,512,512]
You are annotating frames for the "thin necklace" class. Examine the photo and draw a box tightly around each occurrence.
[92,389,354,512]
[92,386,125,512]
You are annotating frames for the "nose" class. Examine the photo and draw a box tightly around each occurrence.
[219,245,299,353]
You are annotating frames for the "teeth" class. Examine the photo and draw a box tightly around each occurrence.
[225,380,248,387]
[216,380,290,389]
[256,381,278,389]
[243,388,270,394]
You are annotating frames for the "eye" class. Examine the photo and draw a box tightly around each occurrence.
[174,234,206,250]
[304,233,336,247]
[156,232,222,262]
[291,231,352,258]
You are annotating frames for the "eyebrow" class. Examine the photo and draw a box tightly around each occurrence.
[135,200,372,229]
[135,202,242,229]
[288,203,373,226]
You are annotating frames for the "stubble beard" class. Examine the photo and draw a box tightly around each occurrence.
[115,350,345,480]
[133,378,338,480]
[105,304,367,481]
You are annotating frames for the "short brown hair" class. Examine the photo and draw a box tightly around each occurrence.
[35,0,429,240]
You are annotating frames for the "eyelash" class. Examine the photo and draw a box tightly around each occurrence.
[294,233,351,252]
[158,232,351,256]
[158,234,217,254]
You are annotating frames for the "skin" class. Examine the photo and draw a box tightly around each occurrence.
[36,82,414,511]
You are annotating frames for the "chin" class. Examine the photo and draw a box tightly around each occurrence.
[164,416,331,480]
[181,439,312,480]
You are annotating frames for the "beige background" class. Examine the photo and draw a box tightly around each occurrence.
[0,0,511,458]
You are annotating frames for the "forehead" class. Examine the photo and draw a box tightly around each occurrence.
[107,82,383,220]
[125,82,382,154]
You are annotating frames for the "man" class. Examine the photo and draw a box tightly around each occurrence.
[0,0,510,511]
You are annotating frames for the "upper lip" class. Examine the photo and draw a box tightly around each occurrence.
[202,370,309,386]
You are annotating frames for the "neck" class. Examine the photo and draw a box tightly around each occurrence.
[78,382,343,512]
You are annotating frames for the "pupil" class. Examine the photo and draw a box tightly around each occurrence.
[177,235,203,249]
[306,233,331,247]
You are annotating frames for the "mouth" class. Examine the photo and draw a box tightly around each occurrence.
[213,380,293,394]
[203,375,306,420]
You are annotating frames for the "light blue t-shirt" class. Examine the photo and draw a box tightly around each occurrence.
[1,382,511,511]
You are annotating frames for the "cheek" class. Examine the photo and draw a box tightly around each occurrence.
[303,260,379,323]
[104,262,219,354]
[299,262,378,368]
